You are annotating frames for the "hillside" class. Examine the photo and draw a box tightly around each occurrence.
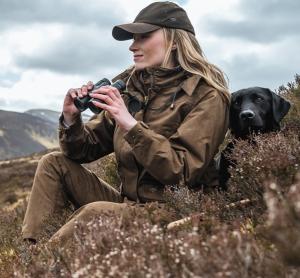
[0,110,58,160]
[0,149,56,210]
[25,109,92,124]
[0,109,93,160]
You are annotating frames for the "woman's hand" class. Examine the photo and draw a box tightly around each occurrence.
[90,86,137,132]
[63,81,94,125]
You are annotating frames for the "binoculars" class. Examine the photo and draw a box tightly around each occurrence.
[74,78,144,115]
[74,78,126,114]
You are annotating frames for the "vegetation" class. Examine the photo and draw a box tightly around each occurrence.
[0,75,300,277]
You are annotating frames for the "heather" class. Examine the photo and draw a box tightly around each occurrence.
[0,75,300,277]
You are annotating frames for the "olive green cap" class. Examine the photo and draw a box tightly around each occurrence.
[112,1,195,41]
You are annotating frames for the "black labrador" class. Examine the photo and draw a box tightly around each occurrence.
[218,87,291,188]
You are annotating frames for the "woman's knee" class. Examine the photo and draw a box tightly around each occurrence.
[75,201,128,221]
[49,202,127,244]
[37,151,78,173]
[38,151,64,167]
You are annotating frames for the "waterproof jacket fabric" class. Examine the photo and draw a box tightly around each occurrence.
[58,66,229,202]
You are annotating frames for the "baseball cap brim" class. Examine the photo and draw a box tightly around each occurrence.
[112,22,161,41]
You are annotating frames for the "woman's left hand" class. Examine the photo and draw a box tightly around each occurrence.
[89,86,137,132]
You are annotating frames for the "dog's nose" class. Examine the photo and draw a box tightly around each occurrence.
[240,110,255,120]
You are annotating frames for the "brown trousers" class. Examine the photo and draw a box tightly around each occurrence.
[22,151,128,243]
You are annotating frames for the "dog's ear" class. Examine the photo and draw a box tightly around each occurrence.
[266,88,291,129]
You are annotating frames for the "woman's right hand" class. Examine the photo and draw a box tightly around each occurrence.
[63,81,94,125]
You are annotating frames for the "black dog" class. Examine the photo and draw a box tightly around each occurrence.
[218,87,291,188]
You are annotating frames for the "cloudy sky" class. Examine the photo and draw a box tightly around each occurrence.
[0,0,299,113]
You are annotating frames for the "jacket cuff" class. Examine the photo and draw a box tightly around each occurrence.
[124,121,150,146]
[58,113,84,138]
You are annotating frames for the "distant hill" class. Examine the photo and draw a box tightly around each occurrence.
[0,148,56,209]
[25,109,92,124]
[0,110,58,160]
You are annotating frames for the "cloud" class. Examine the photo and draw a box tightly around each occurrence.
[221,37,300,91]
[240,0,300,19]
[0,0,124,29]
[206,20,299,43]
[0,71,22,88]
[0,70,85,112]
[15,25,132,75]
[0,0,299,113]
[185,0,300,92]
[203,0,300,43]
[0,0,195,78]
[0,95,50,112]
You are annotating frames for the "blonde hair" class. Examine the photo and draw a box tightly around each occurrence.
[162,28,230,104]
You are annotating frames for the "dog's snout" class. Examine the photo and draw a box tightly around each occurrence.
[240,110,255,121]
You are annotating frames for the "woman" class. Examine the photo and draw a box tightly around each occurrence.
[22,1,230,243]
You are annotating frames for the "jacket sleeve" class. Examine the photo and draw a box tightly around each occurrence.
[58,68,133,163]
[123,89,229,186]
[58,112,115,163]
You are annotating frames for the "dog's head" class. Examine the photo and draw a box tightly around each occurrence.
[230,87,291,138]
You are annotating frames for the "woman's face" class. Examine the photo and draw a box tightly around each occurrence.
[129,29,175,70]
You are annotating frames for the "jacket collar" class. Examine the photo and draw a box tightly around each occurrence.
[128,65,201,97]
[138,65,187,92]
[181,74,202,96]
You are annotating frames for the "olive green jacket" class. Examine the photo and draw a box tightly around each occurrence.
[58,67,229,202]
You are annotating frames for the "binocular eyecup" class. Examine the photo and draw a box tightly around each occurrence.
[74,78,126,114]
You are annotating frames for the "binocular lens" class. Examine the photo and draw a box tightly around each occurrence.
[112,80,126,91]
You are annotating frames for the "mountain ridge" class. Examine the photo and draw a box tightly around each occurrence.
[0,108,93,160]
[25,108,92,124]
[0,109,58,160]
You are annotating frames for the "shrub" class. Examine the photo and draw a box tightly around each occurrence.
[0,202,27,276]
[228,131,300,201]
[15,207,298,278]
[278,74,300,134]
[264,173,300,266]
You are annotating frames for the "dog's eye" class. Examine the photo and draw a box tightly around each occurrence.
[255,97,264,102]
[233,99,240,106]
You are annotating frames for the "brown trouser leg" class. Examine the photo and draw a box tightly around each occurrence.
[22,151,125,241]
[50,201,128,243]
